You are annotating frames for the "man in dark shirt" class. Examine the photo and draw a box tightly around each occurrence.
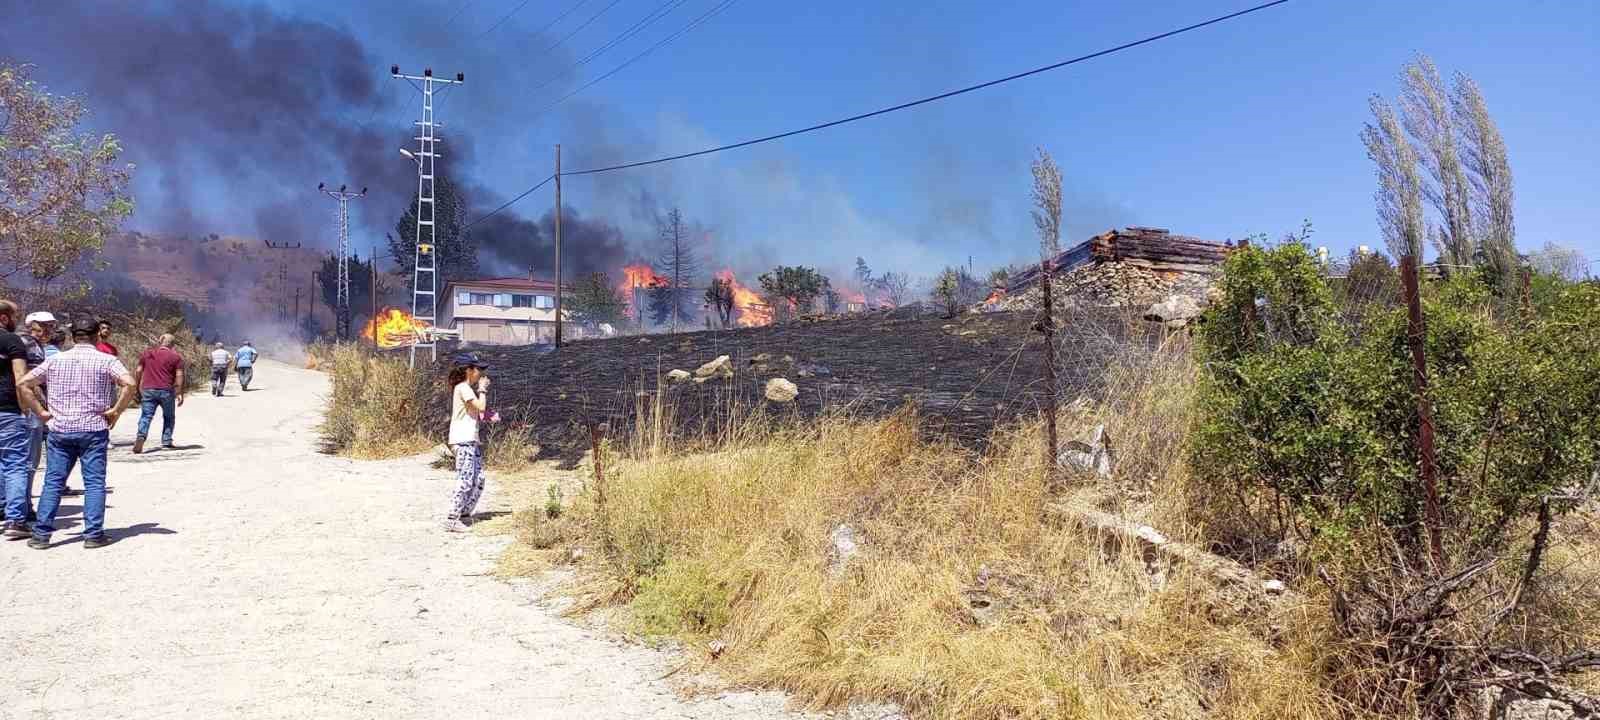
[0,299,41,536]
[132,333,186,454]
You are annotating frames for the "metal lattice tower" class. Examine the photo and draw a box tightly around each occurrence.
[392,65,464,367]
[318,183,367,341]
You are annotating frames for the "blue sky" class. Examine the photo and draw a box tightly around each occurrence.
[386,0,1599,272]
[14,0,1600,280]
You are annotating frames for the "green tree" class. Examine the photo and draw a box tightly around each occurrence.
[931,267,962,318]
[757,266,825,322]
[568,272,626,326]
[317,251,388,328]
[389,176,478,285]
[0,63,134,288]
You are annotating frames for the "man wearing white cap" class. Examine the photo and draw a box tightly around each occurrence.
[20,312,74,506]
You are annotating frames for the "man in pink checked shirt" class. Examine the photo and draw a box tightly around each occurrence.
[15,319,137,549]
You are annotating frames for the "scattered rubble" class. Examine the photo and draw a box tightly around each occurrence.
[1057,424,1113,479]
[764,378,799,403]
[827,524,860,577]
[693,355,734,382]
[1144,295,1205,328]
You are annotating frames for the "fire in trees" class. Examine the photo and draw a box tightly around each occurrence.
[568,272,627,326]
[704,277,735,328]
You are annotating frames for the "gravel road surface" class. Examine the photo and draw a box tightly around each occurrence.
[0,359,811,720]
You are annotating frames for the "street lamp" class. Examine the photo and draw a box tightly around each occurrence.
[399,148,418,163]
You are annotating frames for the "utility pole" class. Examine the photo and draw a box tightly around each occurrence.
[554,144,563,348]
[393,65,464,367]
[294,286,301,326]
[263,238,302,324]
[309,270,319,338]
[370,242,379,344]
[318,183,367,342]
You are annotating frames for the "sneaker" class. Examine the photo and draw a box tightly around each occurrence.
[83,535,111,549]
[132,436,146,454]
[3,522,32,539]
[26,536,49,550]
[441,519,470,533]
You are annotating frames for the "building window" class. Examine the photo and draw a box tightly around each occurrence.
[535,295,554,309]
[456,291,471,306]
[513,294,534,308]
[494,293,512,307]
[468,292,494,305]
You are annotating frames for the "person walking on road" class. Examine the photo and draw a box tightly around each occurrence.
[1,300,39,538]
[132,334,186,454]
[15,319,137,549]
[442,353,490,533]
[209,342,230,397]
[234,340,258,391]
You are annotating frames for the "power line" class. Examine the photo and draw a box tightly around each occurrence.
[478,0,1291,222]
[515,0,591,41]
[533,0,690,91]
[540,0,738,115]
[466,174,556,229]
[540,0,627,52]
[563,0,1290,176]
[446,0,474,25]
[481,0,535,36]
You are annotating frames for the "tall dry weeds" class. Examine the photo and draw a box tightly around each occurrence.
[318,344,432,458]
[548,344,1355,720]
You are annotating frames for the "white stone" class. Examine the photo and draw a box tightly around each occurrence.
[764,378,799,403]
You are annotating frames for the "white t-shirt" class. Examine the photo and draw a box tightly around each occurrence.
[448,381,480,445]
[210,349,229,367]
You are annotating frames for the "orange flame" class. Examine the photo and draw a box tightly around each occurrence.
[617,263,669,321]
[715,269,771,327]
[362,307,432,349]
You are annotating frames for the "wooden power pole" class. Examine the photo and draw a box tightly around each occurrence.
[553,144,563,348]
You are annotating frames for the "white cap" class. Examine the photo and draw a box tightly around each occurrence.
[24,311,56,324]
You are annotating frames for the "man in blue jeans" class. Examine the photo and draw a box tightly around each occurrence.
[0,299,36,538]
[234,340,257,391]
[17,319,137,549]
[132,333,186,454]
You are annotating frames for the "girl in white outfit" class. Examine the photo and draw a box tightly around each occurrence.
[443,353,490,532]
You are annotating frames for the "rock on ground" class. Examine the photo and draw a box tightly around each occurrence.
[765,378,799,403]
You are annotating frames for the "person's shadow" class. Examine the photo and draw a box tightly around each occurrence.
[103,522,177,544]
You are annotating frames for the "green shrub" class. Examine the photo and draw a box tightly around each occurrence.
[1193,242,1600,562]
[630,557,734,638]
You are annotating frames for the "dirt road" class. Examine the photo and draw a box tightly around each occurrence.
[0,359,808,720]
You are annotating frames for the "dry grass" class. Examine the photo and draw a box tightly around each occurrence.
[318,344,432,458]
[512,345,1377,720]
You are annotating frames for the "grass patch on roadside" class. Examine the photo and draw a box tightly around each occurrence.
[318,344,432,458]
[523,347,1362,720]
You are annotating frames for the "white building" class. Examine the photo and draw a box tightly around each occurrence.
[438,277,578,345]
